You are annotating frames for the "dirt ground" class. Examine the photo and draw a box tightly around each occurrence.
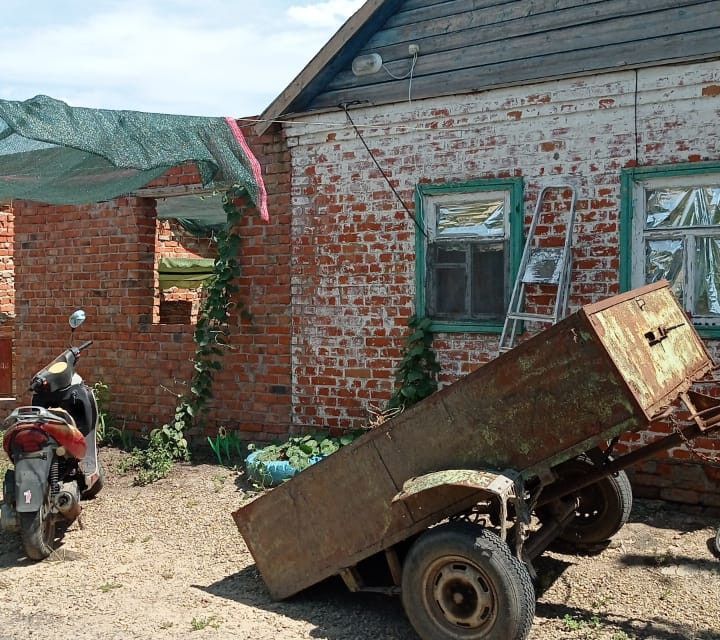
[0,448,718,640]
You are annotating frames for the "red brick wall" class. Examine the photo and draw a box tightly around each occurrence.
[283,62,720,507]
[0,204,14,398]
[12,123,292,440]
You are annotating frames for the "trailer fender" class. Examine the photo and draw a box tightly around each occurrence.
[392,469,519,539]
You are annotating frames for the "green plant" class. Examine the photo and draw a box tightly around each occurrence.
[207,427,244,466]
[99,581,123,593]
[190,615,220,631]
[388,315,440,410]
[562,614,602,632]
[249,431,361,473]
[140,189,246,484]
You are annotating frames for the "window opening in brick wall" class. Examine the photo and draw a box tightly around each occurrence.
[153,191,223,326]
[415,178,524,333]
[621,163,720,337]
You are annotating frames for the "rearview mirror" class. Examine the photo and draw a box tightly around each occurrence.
[69,310,86,329]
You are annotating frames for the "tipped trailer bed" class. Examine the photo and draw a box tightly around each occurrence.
[233,282,720,640]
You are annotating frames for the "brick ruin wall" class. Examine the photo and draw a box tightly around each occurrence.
[11,124,292,440]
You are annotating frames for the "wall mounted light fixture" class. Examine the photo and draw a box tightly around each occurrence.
[351,53,383,77]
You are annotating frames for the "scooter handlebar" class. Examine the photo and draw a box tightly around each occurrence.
[77,340,93,352]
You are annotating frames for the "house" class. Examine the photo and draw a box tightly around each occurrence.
[251,0,720,507]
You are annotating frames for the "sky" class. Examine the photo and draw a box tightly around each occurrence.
[0,0,364,118]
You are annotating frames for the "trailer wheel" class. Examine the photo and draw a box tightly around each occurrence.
[553,456,633,546]
[402,523,535,640]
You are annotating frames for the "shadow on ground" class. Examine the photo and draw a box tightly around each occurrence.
[196,566,417,640]
[536,601,719,640]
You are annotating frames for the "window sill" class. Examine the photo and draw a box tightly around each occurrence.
[425,320,504,334]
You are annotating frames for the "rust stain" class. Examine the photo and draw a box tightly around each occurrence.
[527,93,551,104]
[701,85,720,97]
[507,110,522,121]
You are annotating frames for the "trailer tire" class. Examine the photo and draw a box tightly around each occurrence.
[402,523,535,640]
[553,456,633,547]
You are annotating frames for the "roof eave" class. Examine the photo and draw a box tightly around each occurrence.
[254,0,402,136]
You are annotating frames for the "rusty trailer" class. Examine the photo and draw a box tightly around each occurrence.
[233,282,720,640]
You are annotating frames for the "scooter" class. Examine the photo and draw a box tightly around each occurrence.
[0,310,103,559]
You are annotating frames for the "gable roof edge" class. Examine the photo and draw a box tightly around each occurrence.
[254,0,393,136]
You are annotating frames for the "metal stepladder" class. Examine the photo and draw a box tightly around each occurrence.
[499,185,578,353]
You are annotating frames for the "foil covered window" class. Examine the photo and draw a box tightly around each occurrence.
[635,180,720,323]
[426,192,510,322]
[436,200,505,238]
[645,187,720,228]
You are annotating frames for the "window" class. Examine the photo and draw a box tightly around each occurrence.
[621,163,720,335]
[415,178,524,332]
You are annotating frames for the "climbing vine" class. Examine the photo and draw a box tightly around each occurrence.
[131,188,245,485]
[388,315,441,411]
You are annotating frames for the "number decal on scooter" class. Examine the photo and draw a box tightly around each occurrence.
[23,489,32,504]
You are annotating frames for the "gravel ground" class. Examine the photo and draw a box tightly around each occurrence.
[0,447,718,640]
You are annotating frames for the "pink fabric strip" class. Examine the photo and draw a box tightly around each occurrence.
[224,116,269,222]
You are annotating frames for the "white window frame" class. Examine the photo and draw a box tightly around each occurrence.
[631,173,720,326]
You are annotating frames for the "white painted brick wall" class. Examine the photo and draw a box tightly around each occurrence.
[285,62,720,434]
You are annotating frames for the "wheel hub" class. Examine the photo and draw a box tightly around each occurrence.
[432,561,494,629]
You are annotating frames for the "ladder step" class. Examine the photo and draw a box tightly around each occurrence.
[505,312,556,322]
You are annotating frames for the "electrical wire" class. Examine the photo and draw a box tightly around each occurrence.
[382,52,418,81]
[634,69,639,165]
[342,104,428,239]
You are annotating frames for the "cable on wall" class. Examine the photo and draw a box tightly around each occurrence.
[634,69,639,165]
[341,104,428,239]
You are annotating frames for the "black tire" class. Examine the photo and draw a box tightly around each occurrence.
[551,456,633,546]
[82,461,105,500]
[714,527,720,556]
[402,523,535,640]
[19,500,56,560]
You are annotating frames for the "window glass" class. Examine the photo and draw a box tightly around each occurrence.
[471,245,505,317]
[425,191,510,322]
[436,199,505,238]
[417,179,521,331]
[645,239,684,305]
[630,171,720,326]
[645,187,720,228]
[694,237,720,315]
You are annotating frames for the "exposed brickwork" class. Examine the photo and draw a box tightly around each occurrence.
[284,61,720,505]
[12,123,292,439]
[0,203,14,397]
[155,219,216,325]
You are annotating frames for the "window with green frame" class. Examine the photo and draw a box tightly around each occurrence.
[415,178,524,333]
[620,162,720,337]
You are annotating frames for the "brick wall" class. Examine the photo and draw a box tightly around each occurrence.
[283,61,720,507]
[0,203,14,397]
[12,123,292,439]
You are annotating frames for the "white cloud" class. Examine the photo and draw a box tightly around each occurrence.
[287,0,363,29]
[0,1,361,117]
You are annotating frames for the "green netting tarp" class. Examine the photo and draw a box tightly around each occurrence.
[158,257,215,290]
[0,95,263,209]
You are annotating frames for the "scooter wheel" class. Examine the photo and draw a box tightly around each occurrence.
[19,501,56,560]
[82,461,105,500]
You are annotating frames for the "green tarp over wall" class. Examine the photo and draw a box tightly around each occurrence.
[0,95,260,206]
